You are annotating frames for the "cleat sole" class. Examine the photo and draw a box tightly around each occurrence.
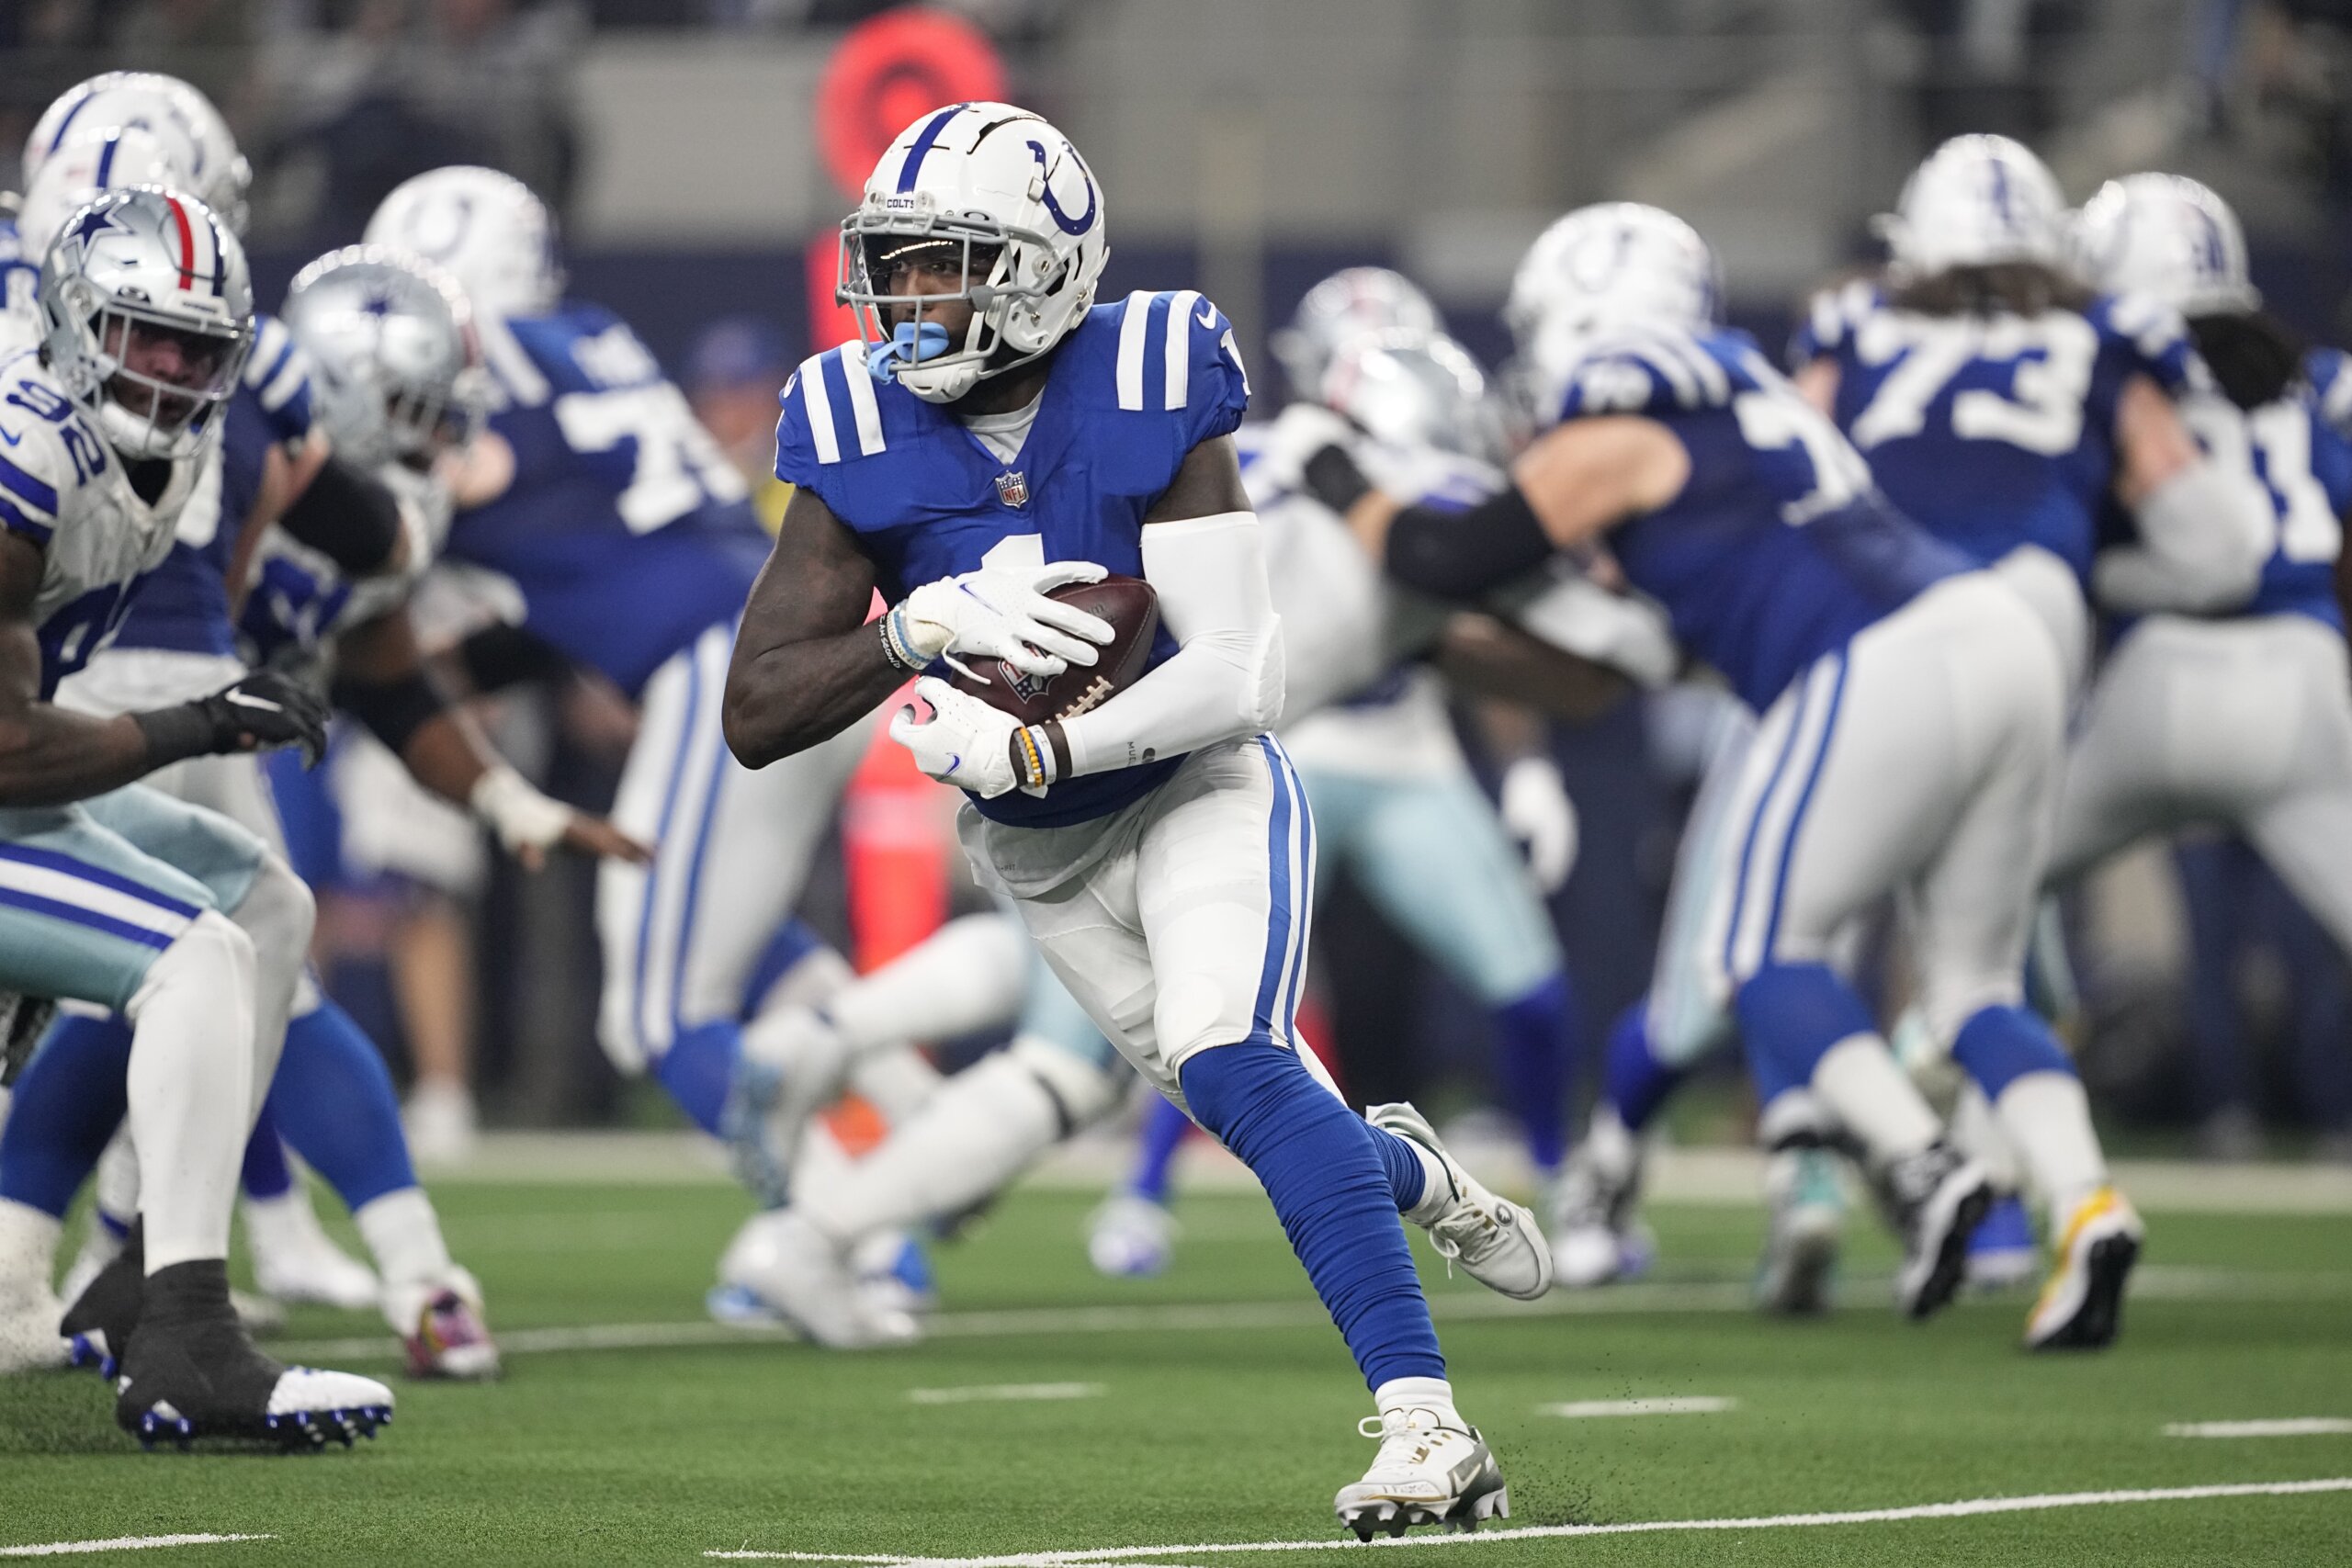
[2032,1232,2140,1351]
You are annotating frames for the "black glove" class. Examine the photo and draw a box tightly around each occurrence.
[133,671,332,769]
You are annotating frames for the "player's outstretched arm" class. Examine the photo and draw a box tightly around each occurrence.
[0,536,326,807]
[334,607,650,870]
[723,485,903,769]
[2095,374,2272,614]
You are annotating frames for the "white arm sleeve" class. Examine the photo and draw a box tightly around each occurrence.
[2093,455,2273,615]
[1056,511,1283,778]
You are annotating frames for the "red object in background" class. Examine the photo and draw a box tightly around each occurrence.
[814,7,1008,202]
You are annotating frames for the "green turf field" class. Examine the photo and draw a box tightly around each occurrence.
[6,1175,2351,1565]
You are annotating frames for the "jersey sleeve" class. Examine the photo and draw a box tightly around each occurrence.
[2093,291,2202,399]
[2308,397,2352,519]
[0,384,87,549]
[1104,289,1251,450]
[242,312,318,447]
[772,345,871,522]
[1555,327,1737,421]
[2307,347,2352,441]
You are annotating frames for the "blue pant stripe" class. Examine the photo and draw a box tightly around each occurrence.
[0,885,176,949]
[668,637,732,1032]
[0,841,202,919]
[1250,736,1298,1043]
[1761,651,1849,958]
[1723,672,1816,975]
[634,650,704,1060]
[1271,742,1316,1043]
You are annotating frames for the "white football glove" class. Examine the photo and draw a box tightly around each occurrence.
[888,677,1024,799]
[888,560,1114,682]
[1249,400,1359,498]
[1499,754,1577,893]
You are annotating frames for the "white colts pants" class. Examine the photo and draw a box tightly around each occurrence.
[596,624,874,1073]
[2047,612,2352,957]
[959,735,1314,1110]
[1694,572,2068,1048]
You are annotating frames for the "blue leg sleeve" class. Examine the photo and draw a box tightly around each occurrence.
[653,1020,741,1138]
[1951,1005,2075,1100]
[1367,1122,1427,1214]
[240,1105,294,1201]
[0,1014,132,1218]
[1736,962,1878,1105]
[1180,1042,1443,1391]
[1491,973,1573,1171]
[1605,1001,1685,1134]
[1126,1094,1195,1203]
[739,919,832,1021]
[267,1003,417,1210]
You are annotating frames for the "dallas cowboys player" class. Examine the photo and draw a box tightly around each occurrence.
[0,184,393,1441]
[363,168,871,1195]
[2053,175,2352,970]
[727,102,1539,1535]
[1300,199,2148,1348]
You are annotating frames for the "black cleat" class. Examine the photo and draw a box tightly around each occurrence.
[60,1218,143,1378]
[1875,1143,1994,1321]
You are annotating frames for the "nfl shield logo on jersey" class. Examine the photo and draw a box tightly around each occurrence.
[994,470,1029,508]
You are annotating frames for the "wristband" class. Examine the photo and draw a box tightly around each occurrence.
[469,764,573,853]
[879,605,923,671]
[333,669,447,757]
[1302,443,1373,513]
[1010,723,1057,791]
[130,704,218,768]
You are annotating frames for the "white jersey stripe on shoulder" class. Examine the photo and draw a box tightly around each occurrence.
[260,351,309,414]
[836,345,886,457]
[1162,290,1202,412]
[1116,292,1154,412]
[478,314,550,408]
[797,353,842,466]
[1624,332,1699,407]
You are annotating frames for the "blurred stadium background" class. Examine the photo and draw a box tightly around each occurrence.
[8,0,2348,1163]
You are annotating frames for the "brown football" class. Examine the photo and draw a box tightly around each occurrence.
[949,573,1160,727]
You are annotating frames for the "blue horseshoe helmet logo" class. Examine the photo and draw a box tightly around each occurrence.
[1027,140,1098,237]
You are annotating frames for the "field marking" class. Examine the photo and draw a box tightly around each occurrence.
[1536,1396,1736,1419]
[0,1537,273,1559]
[703,1476,2352,1564]
[2165,1419,2352,1438]
[907,1382,1106,1406]
[263,1262,2352,1366]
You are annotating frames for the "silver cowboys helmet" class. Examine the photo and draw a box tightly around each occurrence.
[1272,267,1441,403]
[25,71,252,235]
[365,166,566,321]
[40,186,254,460]
[1318,329,1497,462]
[839,101,1110,403]
[282,246,489,473]
[2073,173,2259,317]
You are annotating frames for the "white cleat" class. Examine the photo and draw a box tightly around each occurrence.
[1334,1406,1510,1540]
[1545,1109,1649,1289]
[385,1266,500,1381]
[1875,1143,1994,1321]
[1754,1145,1846,1315]
[1368,1103,1551,1302]
[244,1191,379,1312]
[718,1211,919,1350]
[2025,1186,2143,1351]
[401,1079,480,1168]
[1086,1192,1179,1279]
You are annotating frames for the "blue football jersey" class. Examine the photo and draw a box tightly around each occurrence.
[1550,323,1967,711]
[445,302,770,697]
[775,289,1251,828]
[1792,281,2199,585]
[2233,384,2352,628]
[2308,347,2352,442]
[0,214,33,328]
[113,312,319,659]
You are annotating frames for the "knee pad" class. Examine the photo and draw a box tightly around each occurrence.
[1951,1005,2075,1100]
[1007,1034,1128,1132]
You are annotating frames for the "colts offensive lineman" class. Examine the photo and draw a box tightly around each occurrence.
[0,185,392,1441]
[726,102,1542,1536]
[1302,200,2144,1348]
[363,169,872,1195]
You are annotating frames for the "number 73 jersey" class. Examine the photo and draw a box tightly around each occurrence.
[1792,281,2199,584]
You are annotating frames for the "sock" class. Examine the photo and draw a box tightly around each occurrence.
[738,919,836,1020]
[1126,1094,1196,1203]
[127,914,257,1273]
[0,1014,132,1219]
[652,1020,741,1138]
[355,1186,455,1292]
[1490,974,1573,1173]
[1809,1036,1940,1164]
[824,914,1028,1052]
[1604,1002,1685,1134]
[1951,1005,2105,1216]
[1736,962,1880,1103]
[1180,1042,1443,1392]
[1755,1088,1835,1152]
[803,1052,1063,1244]
[1370,1124,1441,1221]
[1373,1373,1462,1427]
[240,1106,294,1202]
[1582,1101,1638,1186]
[0,1198,62,1301]
[268,1004,417,1209]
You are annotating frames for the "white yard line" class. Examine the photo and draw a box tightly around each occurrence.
[2165,1419,2352,1438]
[907,1383,1106,1405]
[1536,1396,1736,1418]
[262,1263,2352,1366]
[0,1537,273,1559]
[702,1477,2352,1565]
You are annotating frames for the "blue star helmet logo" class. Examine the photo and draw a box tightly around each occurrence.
[359,288,399,320]
[65,202,127,257]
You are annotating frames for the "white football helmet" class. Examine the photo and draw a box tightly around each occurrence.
[1272,267,1441,402]
[283,246,489,473]
[2073,173,2257,317]
[24,72,250,236]
[837,102,1108,403]
[365,166,565,321]
[17,128,187,265]
[1879,134,2068,279]
[1505,203,1722,355]
[1319,330,1496,462]
[40,186,254,459]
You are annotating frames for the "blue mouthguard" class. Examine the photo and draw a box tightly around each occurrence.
[866,321,953,380]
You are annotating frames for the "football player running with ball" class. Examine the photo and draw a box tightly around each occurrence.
[725,103,1541,1538]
